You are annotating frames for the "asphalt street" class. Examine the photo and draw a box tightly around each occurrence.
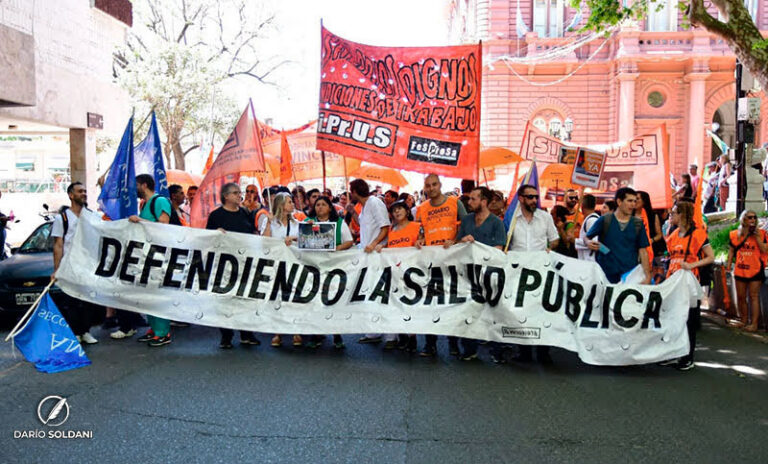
[0,318,766,463]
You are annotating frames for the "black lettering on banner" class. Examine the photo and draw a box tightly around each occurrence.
[448,266,466,304]
[564,281,584,322]
[641,291,663,329]
[351,267,368,302]
[601,286,613,329]
[236,257,254,297]
[95,237,122,277]
[580,285,600,328]
[467,264,486,304]
[248,259,274,300]
[119,240,145,283]
[212,253,239,294]
[400,267,424,305]
[270,262,300,301]
[292,265,320,304]
[613,289,641,329]
[322,269,347,305]
[542,271,564,313]
[162,248,189,289]
[368,266,391,305]
[139,245,167,286]
[185,250,216,291]
[483,266,504,307]
[515,268,541,307]
[424,267,445,305]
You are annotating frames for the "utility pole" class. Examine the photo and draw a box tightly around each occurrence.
[735,60,746,217]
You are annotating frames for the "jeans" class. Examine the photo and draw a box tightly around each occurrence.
[117,309,145,332]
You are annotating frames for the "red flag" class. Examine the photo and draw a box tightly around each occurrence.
[279,133,293,186]
[190,100,266,228]
[693,163,705,229]
[202,146,214,174]
[316,26,481,179]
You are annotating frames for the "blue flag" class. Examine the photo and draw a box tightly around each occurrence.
[98,118,137,220]
[134,112,169,197]
[13,294,91,373]
[504,162,539,231]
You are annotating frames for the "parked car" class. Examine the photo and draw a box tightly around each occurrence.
[0,220,59,322]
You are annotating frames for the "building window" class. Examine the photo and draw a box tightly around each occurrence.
[533,117,547,133]
[645,0,678,32]
[647,91,666,108]
[533,0,565,38]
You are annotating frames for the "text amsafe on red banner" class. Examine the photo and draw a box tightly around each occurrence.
[316,26,482,179]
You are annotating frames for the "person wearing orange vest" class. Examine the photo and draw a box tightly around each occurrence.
[414,174,467,357]
[727,210,768,332]
[168,184,189,227]
[375,201,421,352]
[563,189,584,237]
[662,201,714,371]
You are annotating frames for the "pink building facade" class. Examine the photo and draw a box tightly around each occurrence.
[449,0,768,178]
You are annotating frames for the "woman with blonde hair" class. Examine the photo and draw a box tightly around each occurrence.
[727,209,768,332]
[261,192,303,348]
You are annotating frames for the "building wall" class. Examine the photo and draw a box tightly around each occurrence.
[450,0,768,178]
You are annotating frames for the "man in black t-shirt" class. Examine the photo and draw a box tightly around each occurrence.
[205,182,259,349]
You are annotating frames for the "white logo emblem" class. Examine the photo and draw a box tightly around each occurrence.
[37,395,70,427]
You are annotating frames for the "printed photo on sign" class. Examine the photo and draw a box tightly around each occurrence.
[298,222,337,251]
[571,148,607,188]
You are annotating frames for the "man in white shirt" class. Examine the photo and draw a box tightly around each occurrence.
[347,179,391,346]
[50,182,98,344]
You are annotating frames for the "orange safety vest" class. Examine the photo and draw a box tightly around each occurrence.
[387,221,421,248]
[349,202,362,235]
[665,227,708,279]
[415,196,459,246]
[565,208,583,238]
[729,229,768,278]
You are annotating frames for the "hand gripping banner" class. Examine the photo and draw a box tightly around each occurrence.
[57,214,702,366]
[316,26,482,179]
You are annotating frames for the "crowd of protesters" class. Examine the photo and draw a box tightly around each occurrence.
[46,165,768,372]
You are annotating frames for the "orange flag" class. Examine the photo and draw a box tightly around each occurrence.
[693,164,705,229]
[279,133,293,186]
[190,100,266,228]
[202,146,214,174]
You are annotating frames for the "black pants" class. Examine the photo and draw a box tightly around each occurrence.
[681,304,701,364]
[117,309,145,332]
[52,292,92,337]
[517,345,550,361]
[424,335,459,350]
[220,329,255,343]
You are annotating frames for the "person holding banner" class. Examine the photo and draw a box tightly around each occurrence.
[129,174,174,347]
[576,194,599,262]
[376,200,421,352]
[445,187,507,362]
[51,181,99,345]
[662,201,714,370]
[204,182,260,349]
[302,195,354,350]
[585,187,651,285]
[414,174,467,357]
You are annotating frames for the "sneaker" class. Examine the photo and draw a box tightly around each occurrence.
[170,321,189,327]
[676,360,695,371]
[305,340,318,349]
[110,329,137,339]
[657,358,679,367]
[219,339,233,349]
[137,330,155,342]
[333,335,346,350]
[148,335,171,347]
[271,335,282,347]
[490,353,507,364]
[81,332,98,344]
[448,341,460,357]
[419,346,437,357]
[460,351,478,361]
[358,335,382,344]
[383,340,397,350]
[292,335,303,347]
[240,337,260,346]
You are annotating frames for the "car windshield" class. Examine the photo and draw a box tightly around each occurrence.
[18,223,53,253]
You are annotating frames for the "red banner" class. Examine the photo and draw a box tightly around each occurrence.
[519,123,672,208]
[190,101,266,228]
[316,26,481,179]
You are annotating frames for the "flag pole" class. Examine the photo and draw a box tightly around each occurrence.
[5,280,56,341]
[504,159,535,253]
[321,150,327,191]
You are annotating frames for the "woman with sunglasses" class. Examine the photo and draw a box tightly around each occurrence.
[305,196,354,349]
[727,210,768,332]
[662,202,714,370]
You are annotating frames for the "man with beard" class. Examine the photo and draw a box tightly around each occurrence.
[563,189,583,237]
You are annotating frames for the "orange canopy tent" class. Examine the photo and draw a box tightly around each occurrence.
[349,164,408,189]
[166,169,203,191]
[539,163,574,204]
[479,147,523,168]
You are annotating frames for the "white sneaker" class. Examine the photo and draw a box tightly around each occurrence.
[81,332,98,344]
[110,329,136,339]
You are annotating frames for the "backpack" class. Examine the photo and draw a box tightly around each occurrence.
[147,195,173,223]
[58,205,91,244]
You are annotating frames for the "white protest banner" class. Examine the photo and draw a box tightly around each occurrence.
[56,214,702,366]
